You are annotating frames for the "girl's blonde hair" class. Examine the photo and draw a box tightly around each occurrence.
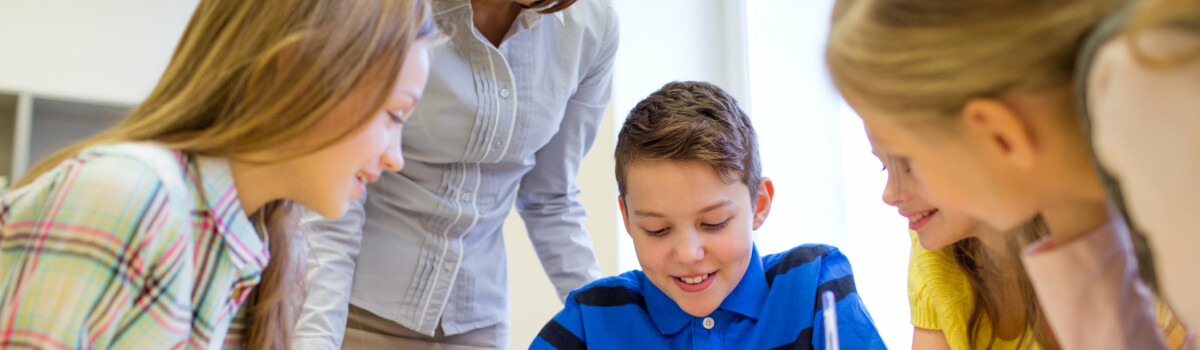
[830,1,1129,348]
[951,218,1056,349]
[17,0,435,348]
[826,0,1125,120]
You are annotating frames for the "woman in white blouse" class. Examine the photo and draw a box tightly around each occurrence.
[295,0,619,348]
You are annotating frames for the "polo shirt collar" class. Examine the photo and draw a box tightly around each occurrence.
[643,246,768,335]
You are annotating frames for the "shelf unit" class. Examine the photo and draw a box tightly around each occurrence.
[0,90,131,188]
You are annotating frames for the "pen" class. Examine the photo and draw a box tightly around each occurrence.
[823,290,840,350]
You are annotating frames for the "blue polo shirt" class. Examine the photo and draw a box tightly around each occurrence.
[530,244,886,349]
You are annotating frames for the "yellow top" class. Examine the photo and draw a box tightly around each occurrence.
[908,231,1189,349]
[908,231,1039,349]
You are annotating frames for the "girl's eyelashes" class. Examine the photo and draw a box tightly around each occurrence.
[889,156,912,173]
[387,110,405,124]
[644,227,668,236]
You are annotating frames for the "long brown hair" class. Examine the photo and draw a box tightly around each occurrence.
[951,218,1057,349]
[16,0,435,348]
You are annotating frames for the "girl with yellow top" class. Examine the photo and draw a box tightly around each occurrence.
[870,145,1186,349]
[871,143,1054,349]
[828,0,1190,347]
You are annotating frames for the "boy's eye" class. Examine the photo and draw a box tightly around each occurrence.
[701,219,730,230]
[643,227,669,236]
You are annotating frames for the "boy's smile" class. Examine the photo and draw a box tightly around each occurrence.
[620,159,772,317]
[672,270,718,292]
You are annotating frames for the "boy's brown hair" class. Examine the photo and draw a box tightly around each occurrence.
[616,81,762,200]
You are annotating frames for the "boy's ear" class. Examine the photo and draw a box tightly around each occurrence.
[618,194,633,237]
[959,98,1036,170]
[752,177,774,230]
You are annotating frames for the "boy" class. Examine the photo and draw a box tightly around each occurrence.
[531,81,885,349]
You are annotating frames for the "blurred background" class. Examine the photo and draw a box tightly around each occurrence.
[0,0,910,348]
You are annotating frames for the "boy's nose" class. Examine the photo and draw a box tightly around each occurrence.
[673,231,705,263]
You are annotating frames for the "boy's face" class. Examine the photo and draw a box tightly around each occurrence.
[619,159,772,317]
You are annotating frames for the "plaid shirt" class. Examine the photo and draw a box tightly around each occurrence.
[0,143,268,349]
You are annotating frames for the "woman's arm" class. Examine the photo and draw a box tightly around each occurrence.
[293,198,368,350]
[516,1,619,301]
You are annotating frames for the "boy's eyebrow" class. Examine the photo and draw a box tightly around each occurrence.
[633,210,665,218]
[632,200,733,218]
[696,200,733,214]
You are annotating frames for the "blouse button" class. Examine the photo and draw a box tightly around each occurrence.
[703,317,715,329]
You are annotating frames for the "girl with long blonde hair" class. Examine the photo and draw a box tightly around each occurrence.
[826,0,1187,348]
[0,0,435,348]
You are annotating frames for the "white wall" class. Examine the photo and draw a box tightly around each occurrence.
[0,0,197,104]
[745,0,910,347]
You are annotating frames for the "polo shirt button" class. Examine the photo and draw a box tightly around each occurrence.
[703,317,715,329]
[500,88,511,98]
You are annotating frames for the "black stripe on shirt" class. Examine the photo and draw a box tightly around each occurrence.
[771,327,814,350]
[765,245,832,287]
[537,319,587,350]
[572,285,647,312]
[812,275,856,313]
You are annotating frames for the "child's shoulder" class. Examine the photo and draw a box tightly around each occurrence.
[78,142,187,174]
[566,270,647,306]
[762,243,846,277]
[12,142,189,202]
[76,142,192,195]
[1,143,195,258]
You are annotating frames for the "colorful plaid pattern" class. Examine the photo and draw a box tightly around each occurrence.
[0,143,268,349]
